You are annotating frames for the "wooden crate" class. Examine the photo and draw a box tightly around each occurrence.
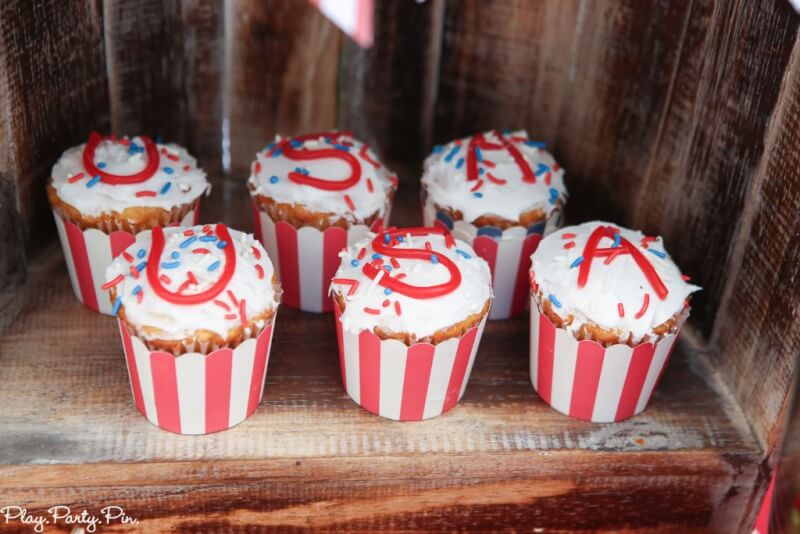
[0,0,798,530]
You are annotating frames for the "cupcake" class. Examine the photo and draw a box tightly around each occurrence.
[528,221,701,422]
[249,131,397,313]
[104,223,280,434]
[422,129,567,319]
[330,226,492,420]
[48,132,209,314]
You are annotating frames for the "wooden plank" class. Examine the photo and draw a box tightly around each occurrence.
[632,0,800,337]
[0,0,109,253]
[223,0,341,178]
[434,0,582,147]
[104,0,225,178]
[338,0,445,171]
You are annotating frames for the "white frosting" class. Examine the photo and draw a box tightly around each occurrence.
[51,136,209,217]
[422,129,567,223]
[105,225,279,341]
[248,132,396,223]
[530,221,701,342]
[331,229,493,339]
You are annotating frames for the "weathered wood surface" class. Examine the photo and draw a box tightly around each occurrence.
[104,0,225,179]
[0,183,760,531]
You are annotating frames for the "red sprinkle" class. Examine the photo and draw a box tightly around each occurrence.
[129,265,140,279]
[183,229,194,236]
[119,138,130,145]
[618,303,625,317]
[67,172,85,183]
[635,294,650,319]
[553,162,560,171]
[425,241,432,251]
[136,291,144,304]
[239,299,247,326]
[224,313,237,320]
[486,172,507,185]
[255,162,262,174]
[394,301,402,316]
[227,290,239,307]
[390,258,401,269]
[122,251,134,263]
[470,179,484,192]
[382,299,390,307]
[366,178,374,193]
[344,194,356,211]
[444,233,456,249]
[364,307,380,315]
[681,274,691,281]
[177,271,197,293]
[561,233,576,239]
[135,190,157,197]
[564,242,576,250]
[160,274,172,285]
[395,273,407,280]
[101,274,124,290]
[358,248,367,260]
[248,246,260,259]
[332,277,360,296]
[183,165,190,172]
[213,299,231,311]
[483,159,496,168]
[255,264,264,279]
[203,225,212,234]
[192,248,210,254]
[544,172,552,186]
[166,153,179,162]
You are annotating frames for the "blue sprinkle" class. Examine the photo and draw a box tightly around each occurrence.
[475,146,483,162]
[612,233,621,248]
[648,249,667,259]
[479,168,485,175]
[384,288,392,295]
[432,145,444,153]
[132,285,142,295]
[135,261,147,272]
[333,144,350,152]
[208,260,221,272]
[455,157,465,169]
[111,296,122,316]
[136,248,146,259]
[160,182,172,194]
[294,167,304,174]
[456,249,472,259]
[265,142,275,151]
[383,265,393,272]
[290,139,303,148]
[270,175,279,184]
[444,145,460,162]
[372,253,383,260]
[155,136,163,143]
[548,294,562,308]
[199,235,218,242]
[351,259,360,267]
[548,188,559,205]
[170,251,179,259]
[430,254,439,264]
[216,240,227,249]
[525,140,547,148]
[536,163,549,176]
[86,175,101,188]
[473,192,483,198]
[128,145,137,155]
[97,162,106,169]
[396,236,404,242]
[570,256,583,268]
[272,147,283,158]
[384,233,391,244]
[180,236,197,248]
[161,261,181,269]
[163,166,174,175]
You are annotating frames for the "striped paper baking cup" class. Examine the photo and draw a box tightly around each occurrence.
[529,296,679,423]
[333,302,488,420]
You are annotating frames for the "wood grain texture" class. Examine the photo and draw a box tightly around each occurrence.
[338,0,445,172]
[223,0,341,178]
[434,0,582,148]
[0,0,109,252]
[0,189,760,531]
[632,0,800,337]
[104,0,225,179]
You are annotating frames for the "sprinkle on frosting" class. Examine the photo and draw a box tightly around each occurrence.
[105,224,278,341]
[248,131,396,223]
[530,221,701,343]
[50,133,210,217]
[422,129,567,223]
[331,227,492,338]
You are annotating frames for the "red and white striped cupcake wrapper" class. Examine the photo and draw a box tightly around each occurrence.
[423,202,561,319]
[52,208,198,315]
[251,201,384,313]
[118,319,276,435]
[333,303,488,420]
[529,297,679,423]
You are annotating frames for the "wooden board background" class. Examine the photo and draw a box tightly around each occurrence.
[0,0,799,529]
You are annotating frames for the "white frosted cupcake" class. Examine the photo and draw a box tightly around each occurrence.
[330,226,492,420]
[528,221,701,422]
[422,129,566,319]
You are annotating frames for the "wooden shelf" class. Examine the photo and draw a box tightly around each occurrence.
[0,183,761,531]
